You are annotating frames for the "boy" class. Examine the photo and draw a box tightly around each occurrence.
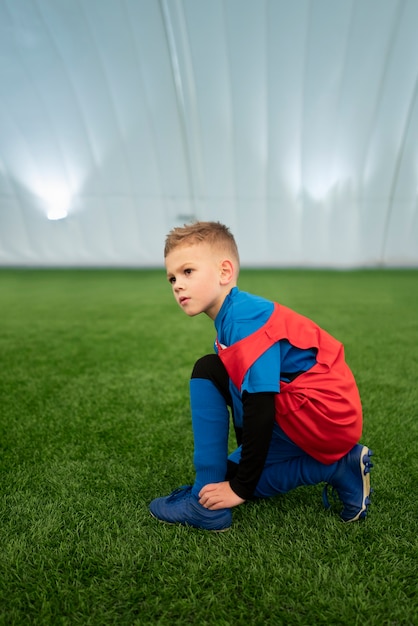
[149,221,373,531]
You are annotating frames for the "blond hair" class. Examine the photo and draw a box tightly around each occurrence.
[164,221,240,266]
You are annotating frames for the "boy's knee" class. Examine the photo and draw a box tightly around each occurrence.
[191,355,231,404]
[191,354,222,379]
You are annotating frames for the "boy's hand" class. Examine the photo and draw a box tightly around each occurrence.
[199,481,245,510]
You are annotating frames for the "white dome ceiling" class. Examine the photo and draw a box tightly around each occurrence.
[0,0,417,267]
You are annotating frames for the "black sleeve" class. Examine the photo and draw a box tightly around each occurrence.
[229,391,276,500]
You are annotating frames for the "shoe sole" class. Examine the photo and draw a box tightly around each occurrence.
[149,510,231,532]
[342,445,373,523]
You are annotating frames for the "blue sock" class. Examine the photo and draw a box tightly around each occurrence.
[254,456,337,498]
[190,378,230,498]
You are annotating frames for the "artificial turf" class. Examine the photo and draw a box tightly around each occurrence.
[0,268,417,625]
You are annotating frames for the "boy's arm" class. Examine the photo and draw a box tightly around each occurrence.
[228,391,276,500]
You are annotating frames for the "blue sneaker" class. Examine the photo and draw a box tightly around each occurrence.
[149,485,232,531]
[323,444,374,522]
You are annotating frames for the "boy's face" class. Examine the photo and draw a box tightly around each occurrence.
[165,242,235,320]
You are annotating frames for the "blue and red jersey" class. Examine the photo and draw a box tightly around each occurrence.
[214,287,362,464]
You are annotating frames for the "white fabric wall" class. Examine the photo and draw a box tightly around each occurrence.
[0,0,417,267]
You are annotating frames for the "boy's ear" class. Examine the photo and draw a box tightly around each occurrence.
[219,259,235,285]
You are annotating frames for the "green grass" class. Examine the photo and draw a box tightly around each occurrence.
[1,268,417,626]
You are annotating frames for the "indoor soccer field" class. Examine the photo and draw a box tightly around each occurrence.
[2,0,418,623]
[1,268,417,625]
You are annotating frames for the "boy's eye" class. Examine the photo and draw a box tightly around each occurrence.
[168,276,176,284]
[184,268,192,275]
